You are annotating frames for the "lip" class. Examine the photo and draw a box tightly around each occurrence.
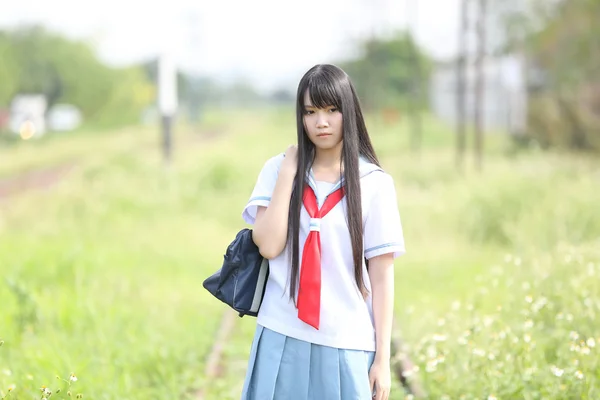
[317,133,332,137]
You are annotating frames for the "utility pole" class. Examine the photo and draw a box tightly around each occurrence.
[158,51,178,166]
[474,0,487,171]
[456,0,469,171]
[406,0,422,154]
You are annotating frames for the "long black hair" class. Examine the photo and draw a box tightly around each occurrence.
[287,64,380,302]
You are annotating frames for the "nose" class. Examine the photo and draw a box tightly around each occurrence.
[316,113,329,128]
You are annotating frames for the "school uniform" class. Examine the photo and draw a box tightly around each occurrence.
[241,153,405,400]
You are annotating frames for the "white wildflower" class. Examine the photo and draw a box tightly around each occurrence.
[524,319,534,329]
[473,348,486,357]
[433,334,447,342]
[426,345,437,359]
[570,344,580,353]
[566,313,574,321]
[426,360,437,373]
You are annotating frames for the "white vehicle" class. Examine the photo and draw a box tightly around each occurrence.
[47,103,82,132]
[9,94,47,138]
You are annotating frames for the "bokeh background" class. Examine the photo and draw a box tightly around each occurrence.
[1,0,599,399]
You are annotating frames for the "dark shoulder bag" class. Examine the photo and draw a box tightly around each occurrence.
[202,228,269,317]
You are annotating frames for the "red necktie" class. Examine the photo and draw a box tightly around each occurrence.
[297,184,345,330]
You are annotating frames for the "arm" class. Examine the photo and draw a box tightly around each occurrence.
[368,253,395,400]
[363,173,404,400]
[368,253,395,363]
[251,145,298,259]
[252,170,295,259]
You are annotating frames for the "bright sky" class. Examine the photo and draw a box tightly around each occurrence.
[1,0,462,92]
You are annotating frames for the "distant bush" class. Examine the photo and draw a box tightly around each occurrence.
[460,160,600,250]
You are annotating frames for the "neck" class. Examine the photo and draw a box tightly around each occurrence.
[313,143,343,169]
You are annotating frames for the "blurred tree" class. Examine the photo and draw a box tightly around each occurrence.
[269,88,294,105]
[224,79,263,107]
[0,25,155,128]
[501,0,600,151]
[339,32,432,112]
[0,33,19,107]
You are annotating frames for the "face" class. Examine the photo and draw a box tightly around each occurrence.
[303,90,343,151]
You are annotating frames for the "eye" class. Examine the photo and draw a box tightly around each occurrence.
[304,110,314,115]
[328,107,338,113]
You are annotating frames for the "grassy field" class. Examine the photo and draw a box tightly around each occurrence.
[0,109,230,179]
[1,107,599,399]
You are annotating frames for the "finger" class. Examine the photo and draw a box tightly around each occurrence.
[369,375,375,396]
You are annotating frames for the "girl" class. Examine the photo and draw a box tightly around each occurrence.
[241,64,405,400]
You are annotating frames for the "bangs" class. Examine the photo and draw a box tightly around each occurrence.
[302,74,342,112]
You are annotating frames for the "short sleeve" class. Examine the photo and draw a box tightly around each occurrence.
[364,173,406,260]
[242,154,284,225]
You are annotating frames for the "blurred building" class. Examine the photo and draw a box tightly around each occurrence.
[427,0,529,135]
[429,55,528,134]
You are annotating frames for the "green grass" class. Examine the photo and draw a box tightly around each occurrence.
[1,107,599,399]
[0,106,235,179]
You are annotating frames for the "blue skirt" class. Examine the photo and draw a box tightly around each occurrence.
[241,324,376,400]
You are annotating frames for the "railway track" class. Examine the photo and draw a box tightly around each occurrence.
[0,161,77,200]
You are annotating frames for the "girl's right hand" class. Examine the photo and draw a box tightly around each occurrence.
[281,145,298,177]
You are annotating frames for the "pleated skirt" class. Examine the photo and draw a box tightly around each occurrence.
[241,324,376,400]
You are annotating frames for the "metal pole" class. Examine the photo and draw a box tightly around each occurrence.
[406,0,422,153]
[456,0,469,170]
[158,52,178,166]
[474,0,487,171]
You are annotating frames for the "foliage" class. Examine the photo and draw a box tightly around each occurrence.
[404,246,600,400]
[0,26,154,128]
[339,31,432,112]
[500,0,600,151]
